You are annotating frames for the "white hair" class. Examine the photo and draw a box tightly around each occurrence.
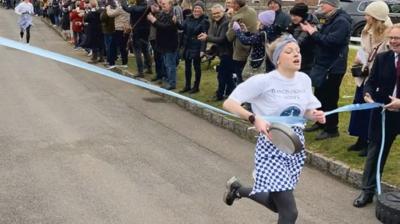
[211,3,225,11]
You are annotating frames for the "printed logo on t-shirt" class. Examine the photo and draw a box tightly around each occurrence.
[280,106,301,117]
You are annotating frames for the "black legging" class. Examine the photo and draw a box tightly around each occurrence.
[20,25,31,43]
[238,187,298,224]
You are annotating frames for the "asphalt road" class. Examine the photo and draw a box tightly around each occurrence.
[0,9,378,224]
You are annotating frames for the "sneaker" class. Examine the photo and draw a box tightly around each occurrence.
[163,85,176,90]
[133,73,144,78]
[87,60,98,64]
[188,88,199,94]
[223,176,242,206]
[179,87,191,93]
[315,130,340,140]
[151,77,160,82]
[304,123,323,132]
[358,147,368,157]
[87,50,93,57]
[119,64,128,68]
[212,95,224,102]
[106,65,116,70]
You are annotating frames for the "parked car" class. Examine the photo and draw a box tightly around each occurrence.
[340,0,400,37]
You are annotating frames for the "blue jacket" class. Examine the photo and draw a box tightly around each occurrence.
[311,9,352,74]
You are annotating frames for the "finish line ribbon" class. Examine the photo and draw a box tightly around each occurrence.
[0,36,383,124]
[0,36,388,194]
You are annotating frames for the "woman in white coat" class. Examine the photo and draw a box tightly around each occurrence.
[15,0,34,44]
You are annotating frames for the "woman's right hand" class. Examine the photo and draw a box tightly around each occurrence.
[364,93,374,103]
[353,56,361,65]
[254,116,272,139]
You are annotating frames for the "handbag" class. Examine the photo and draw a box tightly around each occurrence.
[242,31,267,80]
[351,42,383,78]
[351,64,369,78]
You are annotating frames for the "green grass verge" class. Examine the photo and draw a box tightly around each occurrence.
[124,51,400,187]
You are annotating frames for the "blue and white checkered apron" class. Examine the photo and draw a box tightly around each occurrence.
[251,126,306,194]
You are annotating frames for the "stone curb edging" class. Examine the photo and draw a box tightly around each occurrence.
[41,18,399,192]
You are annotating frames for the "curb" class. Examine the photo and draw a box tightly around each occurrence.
[41,18,398,192]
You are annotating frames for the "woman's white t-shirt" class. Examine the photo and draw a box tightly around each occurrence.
[15,2,34,15]
[229,70,321,122]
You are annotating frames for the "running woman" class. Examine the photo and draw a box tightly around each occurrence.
[15,0,34,44]
[222,35,326,224]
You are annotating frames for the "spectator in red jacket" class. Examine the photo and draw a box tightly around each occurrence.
[69,1,84,49]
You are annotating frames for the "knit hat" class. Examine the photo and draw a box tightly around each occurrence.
[193,1,205,11]
[258,10,275,26]
[364,1,389,22]
[267,0,282,7]
[320,0,340,8]
[290,3,308,20]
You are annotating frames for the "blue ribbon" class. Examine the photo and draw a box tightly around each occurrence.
[0,36,388,194]
[377,109,386,195]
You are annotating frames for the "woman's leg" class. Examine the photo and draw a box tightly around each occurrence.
[237,187,277,212]
[192,56,201,91]
[270,190,298,224]
[20,28,24,40]
[184,58,192,89]
[26,25,31,43]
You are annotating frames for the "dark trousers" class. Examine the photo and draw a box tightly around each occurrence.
[150,40,164,80]
[233,60,246,84]
[239,187,298,224]
[216,55,234,98]
[20,25,31,43]
[133,37,152,74]
[362,128,398,194]
[314,73,345,133]
[184,56,201,89]
[113,31,129,65]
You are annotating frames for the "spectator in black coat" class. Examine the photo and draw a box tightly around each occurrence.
[287,3,317,75]
[353,24,400,208]
[122,0,152,77]
[147,0,179,90]
[178,1,209,94]
[85,0,104,63]
[301,0,351,140]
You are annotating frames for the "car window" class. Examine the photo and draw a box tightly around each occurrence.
[357,0,370,12]
[388,3,400,13]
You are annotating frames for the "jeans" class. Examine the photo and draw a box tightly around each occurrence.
[162,51,178,88]
[73,31,83,48]
[184,56,201,89]
[150,40,164,80]
[104,33,116,66]
[113,31,129,65]
[216,55,235,98]
[133,37,152,74]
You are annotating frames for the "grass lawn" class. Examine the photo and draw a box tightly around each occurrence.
[125,50,400,187]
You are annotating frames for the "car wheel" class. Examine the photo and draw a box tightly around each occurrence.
[376,192,400,224]
[352,24,365,37]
